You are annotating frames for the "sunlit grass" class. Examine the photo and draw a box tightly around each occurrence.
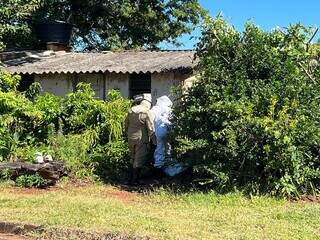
[0,183,319,239]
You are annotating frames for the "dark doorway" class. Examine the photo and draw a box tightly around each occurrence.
[18,74,35,92]
[129,73,151,98]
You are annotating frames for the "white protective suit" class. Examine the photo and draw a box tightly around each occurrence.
[150,96,185,176]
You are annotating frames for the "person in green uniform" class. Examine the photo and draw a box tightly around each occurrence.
[125,94,154,185]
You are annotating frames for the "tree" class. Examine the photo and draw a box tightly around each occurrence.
[0,0,39,50]
[1,0,206,50]
[173,17,320,197]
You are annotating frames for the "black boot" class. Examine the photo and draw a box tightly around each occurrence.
[124,167,134,185]
[153,167,164,180]
[131,168,141,186]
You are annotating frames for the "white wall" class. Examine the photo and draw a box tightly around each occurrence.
[36,73,105,98]
[105,73,129,98]
[35,74,73,97]
[35,72,191,101]
[151,72,191,103]
[77,73,104,99]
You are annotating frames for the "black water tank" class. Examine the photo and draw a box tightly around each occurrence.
[34,21,73,44]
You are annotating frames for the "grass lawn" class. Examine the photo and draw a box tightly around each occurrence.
[0,182,319,240]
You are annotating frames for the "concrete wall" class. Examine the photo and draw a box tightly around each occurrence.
[77,73,104,99]
[105,73,130,98]
[35,74,73,97]
[151,72,191,103]
[35,72,191,101]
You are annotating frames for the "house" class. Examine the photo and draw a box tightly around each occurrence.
[0,50,196,102]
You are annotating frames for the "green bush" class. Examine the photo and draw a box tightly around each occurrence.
[0,90,44,150]
[0,168,14,181]
[173,17,320,197]
[49,130,99,178]
[15,173,49,188]
[0,70,20,92]
[61,84,131,142]
[0,71,131,181]
[91,140,130,181]
[14,144,54,163]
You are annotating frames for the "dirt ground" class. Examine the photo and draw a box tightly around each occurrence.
[299,195,320,203]
[0,233,28,240]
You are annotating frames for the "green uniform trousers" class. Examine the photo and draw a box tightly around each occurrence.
[128,139,150,168]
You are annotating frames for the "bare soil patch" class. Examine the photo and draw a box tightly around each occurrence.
[0,233,28,240]
[29,227,149,240]
[102,188,138,203]
[299,195,320,203]
[0,221,149,240]
[6,182,140,205]
[7,187,54,195]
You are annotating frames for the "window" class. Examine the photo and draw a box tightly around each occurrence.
[129,73,151,98]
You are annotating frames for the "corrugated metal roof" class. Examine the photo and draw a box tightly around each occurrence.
[0,50,196,75]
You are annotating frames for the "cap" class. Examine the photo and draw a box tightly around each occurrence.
[133,94,144,103]
[142,93,152,103]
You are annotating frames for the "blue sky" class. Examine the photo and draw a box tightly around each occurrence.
[162,0,320,49]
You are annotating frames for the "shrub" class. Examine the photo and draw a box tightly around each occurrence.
[49,130,99,178]
[61,84,131,142]
[25,82,42,101]
[91,140,130,181]
[0,72,131,181]
[173,17,320,197]
[34,93,62,125]
[14,144,54,163]
[0,81,43,161]
[0,70,20,92]
[53,85,131,179]
[0,129,19,161]
[0,168,14,181]
[15,173,49,188]
[61,83,99,133]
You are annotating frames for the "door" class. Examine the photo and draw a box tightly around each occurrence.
[129,73,151,98]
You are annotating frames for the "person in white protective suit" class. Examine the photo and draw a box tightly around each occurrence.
[150,96,185,177]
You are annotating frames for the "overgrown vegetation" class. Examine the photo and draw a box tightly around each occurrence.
[0,71,131,181]
[1,10,320,197]
[173,17,320,197]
